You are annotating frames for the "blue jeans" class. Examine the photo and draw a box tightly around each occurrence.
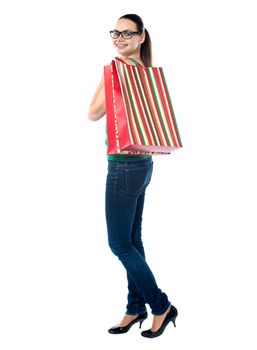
[105,158,170,316]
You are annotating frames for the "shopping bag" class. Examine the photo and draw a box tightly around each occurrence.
[104,57,182,155]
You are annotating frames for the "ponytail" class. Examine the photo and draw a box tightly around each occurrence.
[140,29,152,67]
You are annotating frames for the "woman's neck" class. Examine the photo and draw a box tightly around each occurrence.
[120,53,140,60]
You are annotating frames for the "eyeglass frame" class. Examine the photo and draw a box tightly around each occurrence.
[109,30,143,39]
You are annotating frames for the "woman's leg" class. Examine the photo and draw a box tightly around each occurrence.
[105,160,170,316]
[126,191,147,315]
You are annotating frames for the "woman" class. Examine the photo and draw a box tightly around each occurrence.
[87,14,178,339]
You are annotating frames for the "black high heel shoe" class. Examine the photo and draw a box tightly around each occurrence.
[108,312,148,334]
[141,305,178,338]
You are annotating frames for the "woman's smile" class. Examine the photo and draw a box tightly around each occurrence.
[116,43,128,49]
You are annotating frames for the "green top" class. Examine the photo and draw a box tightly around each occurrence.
[107,154,151,161]
[106,57,151,162]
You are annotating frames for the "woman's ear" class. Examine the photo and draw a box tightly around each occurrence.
[140,32,145,44]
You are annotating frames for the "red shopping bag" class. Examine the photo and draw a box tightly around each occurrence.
[104,57,182,155]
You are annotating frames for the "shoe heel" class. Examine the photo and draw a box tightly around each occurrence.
[172,316,177,327]
[139,320,145,329]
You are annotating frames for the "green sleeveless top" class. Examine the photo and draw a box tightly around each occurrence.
[106,57,151,161]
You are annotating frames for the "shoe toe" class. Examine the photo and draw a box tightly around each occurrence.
[141,329,155,338]
[108,325,127,334]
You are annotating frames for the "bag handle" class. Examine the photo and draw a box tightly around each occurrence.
[115,56,144,67]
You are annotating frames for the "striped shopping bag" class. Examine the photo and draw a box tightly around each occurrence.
[104,57,182,155]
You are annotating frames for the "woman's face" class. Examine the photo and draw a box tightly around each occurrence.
[111,18,145,57]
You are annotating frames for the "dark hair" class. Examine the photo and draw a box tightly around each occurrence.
[119,14,152,67]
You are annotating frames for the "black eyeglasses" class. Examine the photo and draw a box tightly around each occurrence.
[109,30,143,39]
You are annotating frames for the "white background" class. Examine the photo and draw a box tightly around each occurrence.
[0,0,256,349]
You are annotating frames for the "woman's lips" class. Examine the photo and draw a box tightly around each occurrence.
[116,44,128,49]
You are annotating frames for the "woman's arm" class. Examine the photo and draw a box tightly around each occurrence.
[87,74,106,121]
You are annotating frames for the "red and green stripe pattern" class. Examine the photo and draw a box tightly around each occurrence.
[115,59,182,151]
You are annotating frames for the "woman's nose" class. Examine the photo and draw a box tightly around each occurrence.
[116,35,125,41]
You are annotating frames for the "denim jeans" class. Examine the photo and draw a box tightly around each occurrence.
[105,158,170,316]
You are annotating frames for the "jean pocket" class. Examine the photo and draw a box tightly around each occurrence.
[125,165,153,194]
